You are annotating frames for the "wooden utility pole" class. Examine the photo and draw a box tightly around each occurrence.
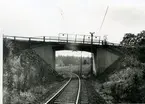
[90,32,95,74]
[80,51,82,77]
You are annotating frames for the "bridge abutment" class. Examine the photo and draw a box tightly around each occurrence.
[33,45,55,70]
[93,47,119,76]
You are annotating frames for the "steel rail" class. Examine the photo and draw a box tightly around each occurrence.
[44,73,81,104]
[44,75,72,104]
[73,73,81,104]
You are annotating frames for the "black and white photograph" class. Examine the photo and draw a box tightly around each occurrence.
[1,0,145,104]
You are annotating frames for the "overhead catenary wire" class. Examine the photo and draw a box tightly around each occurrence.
[98,6,109,33]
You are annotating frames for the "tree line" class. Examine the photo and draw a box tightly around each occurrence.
[120,30,145,63]
[120,30,145,46]
[109,30,145,103]
[56,56,91,66]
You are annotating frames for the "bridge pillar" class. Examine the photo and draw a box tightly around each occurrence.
[92,52,97,75]
[33,45,55,70]
[93,47,120,76]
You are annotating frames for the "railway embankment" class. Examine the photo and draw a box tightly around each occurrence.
[3,39,64,104]
[92,47,145,103]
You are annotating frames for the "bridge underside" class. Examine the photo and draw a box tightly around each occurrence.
[5,39,122,76]
[30,42,121,76]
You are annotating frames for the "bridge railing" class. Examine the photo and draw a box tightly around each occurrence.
[3,34,120,46]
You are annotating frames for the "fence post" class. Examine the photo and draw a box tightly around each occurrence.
[67,34,68,43]
[29,38,31,48]
[43,36,45,42]
[75,34,77,43]
[90,32,94,45]
[58,34,60,42]
[29,38,31,42]
[14,36,16,41]
[99,36,100,45]
[83,35,85,44]
[13,36,16,46]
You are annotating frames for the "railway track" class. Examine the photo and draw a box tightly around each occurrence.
[44,73,81,104]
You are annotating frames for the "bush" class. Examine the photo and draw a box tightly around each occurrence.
[111,83,122,103]
[138,48,145,63]
[110,74,143,103]
[123,74,142,103]
[142,69,145,80]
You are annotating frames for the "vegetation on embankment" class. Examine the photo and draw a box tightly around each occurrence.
[93,30,145,103]
[3,39,63,104]
[56,64,91,76]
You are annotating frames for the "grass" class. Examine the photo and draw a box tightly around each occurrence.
[55,64,91,75]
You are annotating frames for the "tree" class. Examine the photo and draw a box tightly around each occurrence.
[111,84,122,103]
[3,39,9,62]
[83,60,87,65]
[120,33,136,46]
[137,30,145,46]
[142,69,145,80]
[138,47,145,63]
[6,60,13,104]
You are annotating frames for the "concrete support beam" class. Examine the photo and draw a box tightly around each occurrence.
[92,52,97,75]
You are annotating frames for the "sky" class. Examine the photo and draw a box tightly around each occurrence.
[56,50,91,57]
[0,0,145,56]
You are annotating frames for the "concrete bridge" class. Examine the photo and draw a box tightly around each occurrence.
[4,33,122,76]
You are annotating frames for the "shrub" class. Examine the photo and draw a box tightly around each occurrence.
[122,74,142,103]
[138,48,145,63]
[110,84,121,103]
[142,69,145,80]
[110,74,143,103]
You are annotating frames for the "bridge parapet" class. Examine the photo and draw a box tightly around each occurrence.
[3,34,120,46]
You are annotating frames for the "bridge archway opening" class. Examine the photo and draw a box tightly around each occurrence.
[55,50,92,77]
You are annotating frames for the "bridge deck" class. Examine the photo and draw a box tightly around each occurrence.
[3,33,120,46]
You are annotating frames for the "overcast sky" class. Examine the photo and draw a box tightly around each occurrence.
[0,0,145,56]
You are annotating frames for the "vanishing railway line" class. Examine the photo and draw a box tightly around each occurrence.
[44,73,81,104]
[42,72,106,104]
